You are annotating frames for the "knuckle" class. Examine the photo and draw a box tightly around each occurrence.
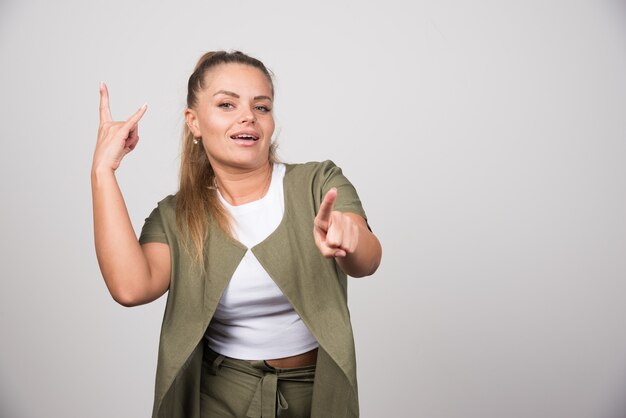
[101,121,116,131]
[327,237,340,247]
[315,220,327,231]
[318,243,333,257]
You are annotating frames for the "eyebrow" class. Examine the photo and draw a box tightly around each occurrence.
[213,90,273,101]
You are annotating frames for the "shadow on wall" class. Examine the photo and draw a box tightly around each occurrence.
[605,374,626,418]
[0,399,20,418]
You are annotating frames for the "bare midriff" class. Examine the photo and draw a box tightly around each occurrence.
[265,347,318,369]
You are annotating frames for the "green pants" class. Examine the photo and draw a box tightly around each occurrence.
[200,346,316,418]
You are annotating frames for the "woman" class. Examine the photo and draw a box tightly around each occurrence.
[92,51,382,418]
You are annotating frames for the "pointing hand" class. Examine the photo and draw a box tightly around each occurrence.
[313,188,360,258]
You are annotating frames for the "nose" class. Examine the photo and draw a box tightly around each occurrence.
[240,106,256,124]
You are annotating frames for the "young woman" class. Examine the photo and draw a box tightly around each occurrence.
[92,51,382,418]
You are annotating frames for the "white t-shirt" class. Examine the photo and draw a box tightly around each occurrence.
[206,163,319,360]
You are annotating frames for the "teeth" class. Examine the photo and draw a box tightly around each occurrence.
[232,134,258,140]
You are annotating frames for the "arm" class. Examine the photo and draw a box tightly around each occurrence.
[92,83,171,306]
[313,188,382,277]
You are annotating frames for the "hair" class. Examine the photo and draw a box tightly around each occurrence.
[176,50,278,266]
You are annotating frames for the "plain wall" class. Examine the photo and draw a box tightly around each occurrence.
[1,1,626,417]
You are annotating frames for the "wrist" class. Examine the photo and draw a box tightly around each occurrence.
[91,165,116,182]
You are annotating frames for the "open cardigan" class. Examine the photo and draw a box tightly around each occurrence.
[139,160,368,418]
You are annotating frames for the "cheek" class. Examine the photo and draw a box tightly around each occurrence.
[265,119,276,135]
[200,114,228,135]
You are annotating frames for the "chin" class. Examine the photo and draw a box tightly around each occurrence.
[228,155,271,170]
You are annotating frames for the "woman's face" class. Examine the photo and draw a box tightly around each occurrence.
[186,63,275,171]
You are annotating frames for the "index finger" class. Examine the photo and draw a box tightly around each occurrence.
[99,82,113,123]
[316,188,337,224]
[124,103,148,129]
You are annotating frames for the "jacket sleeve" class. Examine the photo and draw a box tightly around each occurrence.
[139,203,169,245]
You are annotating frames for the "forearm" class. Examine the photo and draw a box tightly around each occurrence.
[91,168,152,305]
[336,224,382,278]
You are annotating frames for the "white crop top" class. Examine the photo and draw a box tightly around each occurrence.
[205,163,319,360]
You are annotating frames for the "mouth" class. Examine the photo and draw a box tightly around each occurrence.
[230,133,259,141]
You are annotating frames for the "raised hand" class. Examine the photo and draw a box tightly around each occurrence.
[93,82,147,172]
[313,188,360,258]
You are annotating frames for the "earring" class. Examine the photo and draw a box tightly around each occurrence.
[193,138,199,145]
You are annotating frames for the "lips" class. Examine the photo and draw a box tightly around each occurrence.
[230,131,259,141]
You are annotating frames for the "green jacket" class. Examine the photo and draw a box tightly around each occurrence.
[139,160,368,418]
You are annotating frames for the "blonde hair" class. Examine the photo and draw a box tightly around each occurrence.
[176,51,278,265]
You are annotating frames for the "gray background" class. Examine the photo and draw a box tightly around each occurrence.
[1,0,626,417]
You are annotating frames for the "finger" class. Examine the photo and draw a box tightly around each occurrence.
[315,188,337,229]
[318,243,345,259]
[342,222,359,254]
[127,123,140,151]
[99,82,113,123]
[348,222,359,253]
[124,103,148,129]
[326,213,343,249]
[339,223,353,253]
[334,249,347,258]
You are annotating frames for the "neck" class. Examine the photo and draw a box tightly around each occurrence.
[212,162,273,206]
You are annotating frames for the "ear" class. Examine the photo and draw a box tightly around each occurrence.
[185,108,201,138]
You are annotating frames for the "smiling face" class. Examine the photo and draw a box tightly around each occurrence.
[185,63,275,171]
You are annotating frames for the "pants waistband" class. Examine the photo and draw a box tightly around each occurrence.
[203,345,315,418]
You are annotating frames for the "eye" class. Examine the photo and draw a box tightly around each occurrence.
[218,102,234,109]
[255,105,272,113]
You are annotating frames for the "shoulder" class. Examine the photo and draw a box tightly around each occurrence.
[140,194,178,244]
[283,160,364,214]
[156,194,178,209]
[150,194,178,224]
[285,160,340,175]
[284,160,344,187]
